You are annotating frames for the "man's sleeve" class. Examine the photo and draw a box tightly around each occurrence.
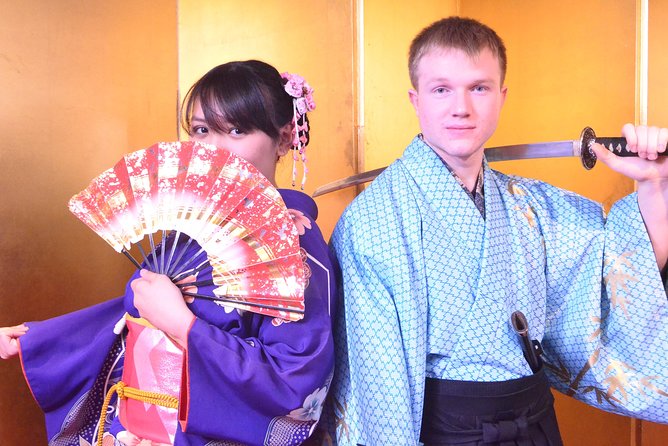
[326,212,422,446]
[539,190,668,422]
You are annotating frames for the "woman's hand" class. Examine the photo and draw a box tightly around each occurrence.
[130,270,196,348]
[0,324,29,359]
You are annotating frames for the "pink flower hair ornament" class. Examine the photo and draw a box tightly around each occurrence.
[281,72,316,189]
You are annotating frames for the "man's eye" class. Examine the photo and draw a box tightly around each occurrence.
[473,85,489,93]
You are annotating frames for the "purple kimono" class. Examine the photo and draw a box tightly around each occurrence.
[18,189,337,446]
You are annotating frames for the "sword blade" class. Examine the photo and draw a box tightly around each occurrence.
[312,126,666,197]
[312,141,579,197]
[312,167,386,198]
[485,140,578,162]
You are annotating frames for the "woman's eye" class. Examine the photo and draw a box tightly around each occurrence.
[191,126,208,135]
[229,128,244,135]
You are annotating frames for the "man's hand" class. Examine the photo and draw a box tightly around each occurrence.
[591,124,668,181]
[131,270,196,348]
[0,324,29,359]
[592,123,668,270]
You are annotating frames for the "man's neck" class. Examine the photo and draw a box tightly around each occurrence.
[418,135,485,191]
[438,154,484,192]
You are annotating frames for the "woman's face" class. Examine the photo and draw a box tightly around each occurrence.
[188,101,291,185]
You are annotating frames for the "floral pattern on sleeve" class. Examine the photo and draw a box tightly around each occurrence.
[288,209,312,235]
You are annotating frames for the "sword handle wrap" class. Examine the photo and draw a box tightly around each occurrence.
[580,126,668,170]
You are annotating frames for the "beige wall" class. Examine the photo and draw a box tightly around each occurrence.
[0,1,178,443]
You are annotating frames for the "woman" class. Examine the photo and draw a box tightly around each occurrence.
[0,60,336,446]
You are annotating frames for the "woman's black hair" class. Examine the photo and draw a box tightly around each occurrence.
[181,60,294,142]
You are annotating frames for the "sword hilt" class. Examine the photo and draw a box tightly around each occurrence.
[579,126,668,170]
[510,311,543,374]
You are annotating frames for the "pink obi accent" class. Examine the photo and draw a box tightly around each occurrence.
[120,316,184,445]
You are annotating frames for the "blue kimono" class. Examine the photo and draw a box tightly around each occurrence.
[18,189,337,446]
[325,136,668,445]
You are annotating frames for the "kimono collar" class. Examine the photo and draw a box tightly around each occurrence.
[417,134,486,218]
[278,188,319,221]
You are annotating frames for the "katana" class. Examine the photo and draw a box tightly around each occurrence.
[312,126,667,197]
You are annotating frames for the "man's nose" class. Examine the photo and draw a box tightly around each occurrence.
[452,91,471,116]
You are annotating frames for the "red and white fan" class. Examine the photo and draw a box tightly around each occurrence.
[68,141,305,321]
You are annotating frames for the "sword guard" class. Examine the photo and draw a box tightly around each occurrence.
[579,126,667,170]
[579,126,597,170]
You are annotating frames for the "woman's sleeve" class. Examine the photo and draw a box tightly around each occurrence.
[18,297,126,441]
[178,220,336,445]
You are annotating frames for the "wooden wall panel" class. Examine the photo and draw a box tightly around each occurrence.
[0,1,177,443]
[462,0,636,210]
[362,0,459,170]
[178,0,357,239]
[641,1,668,443]
[648,0,668,125]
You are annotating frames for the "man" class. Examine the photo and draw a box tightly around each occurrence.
[327,16,668,446]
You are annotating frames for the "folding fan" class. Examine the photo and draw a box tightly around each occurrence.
[68,141,305,321]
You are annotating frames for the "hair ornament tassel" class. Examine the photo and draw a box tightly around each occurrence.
[281,72,315,189]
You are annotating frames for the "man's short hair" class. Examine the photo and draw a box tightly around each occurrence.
[408,16,507,88]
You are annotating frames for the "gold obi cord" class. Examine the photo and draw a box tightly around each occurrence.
[95,314,183,446]
[97,381,179,446]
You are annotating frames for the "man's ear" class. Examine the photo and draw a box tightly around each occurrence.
[277,123,294,157]
[408,89,419,115]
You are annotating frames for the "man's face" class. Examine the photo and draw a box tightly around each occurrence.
[409,47,507,169]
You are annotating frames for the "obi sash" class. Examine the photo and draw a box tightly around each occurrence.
[420,369,563,446]
[119,315,184,444]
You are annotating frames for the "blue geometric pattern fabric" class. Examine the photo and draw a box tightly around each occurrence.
[325,136,668,446]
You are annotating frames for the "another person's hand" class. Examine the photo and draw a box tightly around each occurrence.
[591,124,668,182]
[130,269,195,348]
[0,324,29,359]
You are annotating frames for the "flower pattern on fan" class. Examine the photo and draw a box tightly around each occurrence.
[68,141,306,322]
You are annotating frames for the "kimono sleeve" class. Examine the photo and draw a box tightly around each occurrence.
[178,220,336,446]
[537,189,668,422]
[18,297,126,441]
[326,198,424,446]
